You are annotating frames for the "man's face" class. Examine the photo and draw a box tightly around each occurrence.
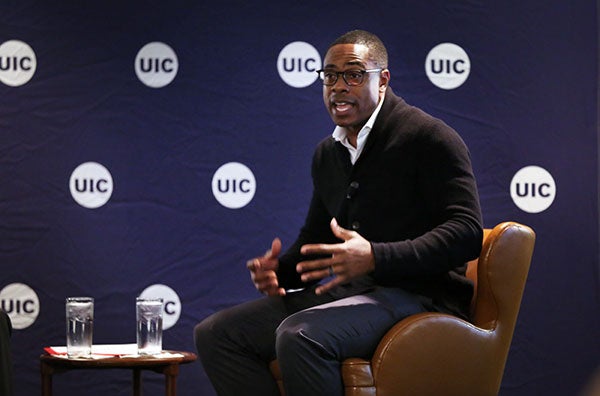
[322,43,389,135]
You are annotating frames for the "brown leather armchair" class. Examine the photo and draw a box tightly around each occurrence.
[270,221,535,396]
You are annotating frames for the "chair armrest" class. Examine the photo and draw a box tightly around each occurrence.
[342,358,374,386]
[370,312,500,396]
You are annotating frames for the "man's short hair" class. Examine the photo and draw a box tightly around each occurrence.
[329,30,388,69]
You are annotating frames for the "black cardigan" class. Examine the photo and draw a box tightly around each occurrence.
[278,88,483,318]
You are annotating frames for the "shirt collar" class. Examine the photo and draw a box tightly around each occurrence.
[332,95,385,163]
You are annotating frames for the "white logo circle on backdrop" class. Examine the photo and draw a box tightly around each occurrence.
[0,283,40,329]
[139,284,181,330]
[510,165,556,213]
[277,41,321,88]
[212,162,256,209]
[69,162,114,209]
[0,40,37,87]
[135,42,179,88]
[425,42,470,90]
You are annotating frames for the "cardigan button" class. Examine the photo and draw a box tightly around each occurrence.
[351,221,360,230]
[346,181,359,199]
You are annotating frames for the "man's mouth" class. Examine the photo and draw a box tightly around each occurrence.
[332,101,353,113]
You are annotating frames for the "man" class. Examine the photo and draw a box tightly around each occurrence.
[194,30,482,396]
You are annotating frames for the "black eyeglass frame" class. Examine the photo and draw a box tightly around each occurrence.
[316,68,383,86]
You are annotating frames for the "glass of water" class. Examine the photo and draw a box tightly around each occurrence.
[136,297,163,355]
[66,297,94,358]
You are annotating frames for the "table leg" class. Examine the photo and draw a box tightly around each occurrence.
[163,364,180,396]
[133,368,142,396]
[40,361,53,396]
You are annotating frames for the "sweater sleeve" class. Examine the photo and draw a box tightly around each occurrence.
[371,120,483,283]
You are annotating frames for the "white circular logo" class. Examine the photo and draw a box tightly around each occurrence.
[510,165,556,213]
[212,162,256,209]
[425,43,470,90]
[0,283,40,329]
[139,284,181,330]
[135,42,178,88]
[277,41,321,88]
[69,162,114,209]
[0,40,37,87]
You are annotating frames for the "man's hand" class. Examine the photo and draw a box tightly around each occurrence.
[296,218,375,295]
[246,238,286,296]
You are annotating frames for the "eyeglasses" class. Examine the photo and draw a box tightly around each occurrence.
[316,68,382,86]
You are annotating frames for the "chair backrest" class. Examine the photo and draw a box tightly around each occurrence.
[466,222,535,389]
[470,222,535,328]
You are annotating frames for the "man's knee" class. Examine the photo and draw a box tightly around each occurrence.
[194,311,228,356]
[275,313,334,360]
[193,319,211,350]
[275,316,300,353]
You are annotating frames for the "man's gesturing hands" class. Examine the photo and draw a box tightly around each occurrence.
[297,218,375,295]
[248,218,375,296]
[246,237,285,296]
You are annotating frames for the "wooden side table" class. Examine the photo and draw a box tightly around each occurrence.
[40,350,197,396]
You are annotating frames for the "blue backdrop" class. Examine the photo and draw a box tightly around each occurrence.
[0,1,598,395]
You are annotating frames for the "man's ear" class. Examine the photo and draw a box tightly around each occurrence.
[379,69,391,91]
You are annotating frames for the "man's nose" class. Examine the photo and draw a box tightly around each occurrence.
[331,76,349,92]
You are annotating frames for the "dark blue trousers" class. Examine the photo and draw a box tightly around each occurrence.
[194,285,426,396]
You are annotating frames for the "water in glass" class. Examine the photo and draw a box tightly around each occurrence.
[66,297,94,358]
[136,298,163,355]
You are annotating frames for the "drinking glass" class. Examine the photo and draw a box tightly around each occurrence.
[136,297,163,355]
[66,297,94,358]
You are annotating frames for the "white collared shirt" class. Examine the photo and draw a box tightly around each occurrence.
[332,95,385,164]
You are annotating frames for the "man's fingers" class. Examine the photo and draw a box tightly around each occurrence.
[246,258,260,270]
[263,287,286,297]
[296,257,335,274]
[329,218,353,240]
[270,238,282,258]
[254,270,278,288]
[251,238,282,272]
[315,277,343,295]
[265,238,282,257]
[256,274,286,296]
[274,287,286,296]
[300,243,335,256]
